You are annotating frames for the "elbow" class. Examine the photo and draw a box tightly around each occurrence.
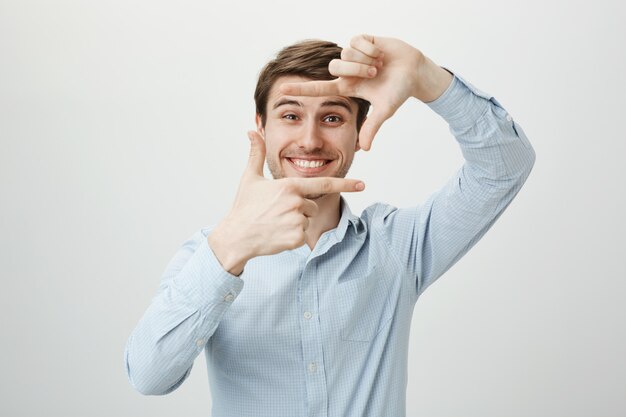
[131,382,172,397]
[512,122,536,180]
[501,137,537,187]
[125,352,162,396]
[124,341,185,396]
[126,359,181,396]
[129,378,164,396]
[517,142,536,184]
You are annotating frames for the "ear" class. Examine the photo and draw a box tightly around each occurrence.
[354,115,366,152]
[255,114,265,138]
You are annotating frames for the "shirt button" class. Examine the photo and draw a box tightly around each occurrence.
[223,293,235,302]
[506,114,513,122]
[196,339,205,347]
[307,362,317,373]
[303,311,312,320]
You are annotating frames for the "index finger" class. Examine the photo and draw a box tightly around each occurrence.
[279,79,343,97]
[289,177,365,195]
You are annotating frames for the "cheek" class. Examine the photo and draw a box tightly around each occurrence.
[329,128,358,150]
[262,131,288,161]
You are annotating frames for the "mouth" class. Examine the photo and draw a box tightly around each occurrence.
[285,157,334,175]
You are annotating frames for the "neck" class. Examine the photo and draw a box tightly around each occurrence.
[304,193,342,250]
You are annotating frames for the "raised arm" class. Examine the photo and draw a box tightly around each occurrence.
[283,35,535,296]
[279,34,453,150]
[380,73,535,296]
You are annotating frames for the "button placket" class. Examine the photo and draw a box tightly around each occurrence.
[298,261,328,416]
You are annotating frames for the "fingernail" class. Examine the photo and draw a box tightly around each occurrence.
[368,67,377,77]
[355,182,365,191]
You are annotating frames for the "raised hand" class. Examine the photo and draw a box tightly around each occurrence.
[207,131,365,276]
[280,35,452,151]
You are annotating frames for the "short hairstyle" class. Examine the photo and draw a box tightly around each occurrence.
[254,40,370,130]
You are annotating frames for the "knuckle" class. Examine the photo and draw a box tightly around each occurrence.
[280,179,296,194]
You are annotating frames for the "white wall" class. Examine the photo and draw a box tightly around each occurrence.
[1,0,624,415]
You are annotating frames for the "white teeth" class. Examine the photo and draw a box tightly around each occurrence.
[291,159,327,168]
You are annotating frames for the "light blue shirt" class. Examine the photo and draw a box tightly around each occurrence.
[125,74,535,417]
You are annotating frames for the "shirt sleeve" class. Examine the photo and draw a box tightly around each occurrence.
[377,73,536,298]
[124,228,244,395]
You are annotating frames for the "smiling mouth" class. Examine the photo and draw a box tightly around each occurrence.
[285,157,333,174]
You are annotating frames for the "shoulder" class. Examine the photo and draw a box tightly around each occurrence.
[359,202,418,226]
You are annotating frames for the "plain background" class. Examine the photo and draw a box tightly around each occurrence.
[1,0,625,415]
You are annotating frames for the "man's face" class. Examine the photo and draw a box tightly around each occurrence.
[256,75,361,198]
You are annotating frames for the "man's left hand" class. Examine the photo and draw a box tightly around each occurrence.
[279,35,453,151]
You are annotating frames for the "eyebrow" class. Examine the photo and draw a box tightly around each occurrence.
[321,100,353,114]
[272,98,354,114]
[273,99,302,110]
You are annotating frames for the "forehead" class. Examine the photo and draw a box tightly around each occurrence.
[268,75,357,111]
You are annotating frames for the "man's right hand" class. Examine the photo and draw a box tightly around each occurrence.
[207,131,365,276]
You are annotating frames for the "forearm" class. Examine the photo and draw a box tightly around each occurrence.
[125,230,243,395]
[427,74,536,186]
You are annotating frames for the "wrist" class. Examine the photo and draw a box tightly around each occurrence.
[412,56,454,103]
[207,220,253,276]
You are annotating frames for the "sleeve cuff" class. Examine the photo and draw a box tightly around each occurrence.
[426,70,493,131]
[171,231,244,315]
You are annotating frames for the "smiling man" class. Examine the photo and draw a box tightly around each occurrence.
[125,35,535,417]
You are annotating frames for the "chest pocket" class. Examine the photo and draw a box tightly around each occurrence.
[336,265,395,342]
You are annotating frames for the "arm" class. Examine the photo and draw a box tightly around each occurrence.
[279,35,452,150]
[124,229,244,395]
[380,73,535,296]
[125,134,366,394]
[281,35,535,295]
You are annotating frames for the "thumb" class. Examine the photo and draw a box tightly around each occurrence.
[246,130,266,177]
[358,109,388,151]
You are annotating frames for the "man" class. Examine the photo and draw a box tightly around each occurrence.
[125,35,535,416]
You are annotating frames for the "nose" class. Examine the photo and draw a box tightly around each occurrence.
[296,119,324,150]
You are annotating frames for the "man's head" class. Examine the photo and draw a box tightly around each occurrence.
[254,40,370,186]
[255,40,370,129]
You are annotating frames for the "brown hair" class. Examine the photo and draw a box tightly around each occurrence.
[254,40,370,130]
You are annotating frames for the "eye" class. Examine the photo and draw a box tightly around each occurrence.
[283,113,299,121]
[323,115,342,123]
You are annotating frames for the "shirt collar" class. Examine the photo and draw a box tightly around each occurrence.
[334,195,364,241]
